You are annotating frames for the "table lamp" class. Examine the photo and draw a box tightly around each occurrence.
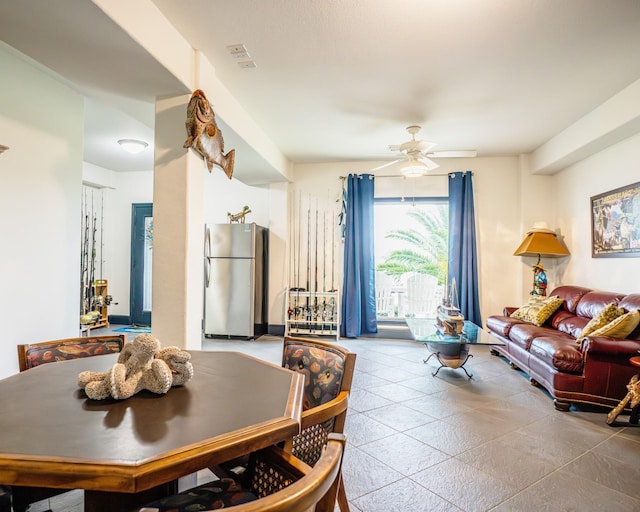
[514,221,570,295]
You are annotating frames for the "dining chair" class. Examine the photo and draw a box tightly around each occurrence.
[210,336,356,511]
[12,334,126,512]
[17,334,126,372]
[281,336,356,512]
[137,434,346,512]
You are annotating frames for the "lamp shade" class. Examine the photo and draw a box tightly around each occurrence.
[513,229,569,258]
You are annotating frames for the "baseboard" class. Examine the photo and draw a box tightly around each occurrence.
[269,324,285,336]
[109,314,131,325]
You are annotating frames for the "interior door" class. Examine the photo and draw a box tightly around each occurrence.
[131,203,153,326]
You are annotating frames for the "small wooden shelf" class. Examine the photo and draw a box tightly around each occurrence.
[80,279,110,334]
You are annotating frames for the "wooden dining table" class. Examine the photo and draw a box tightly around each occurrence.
[0,350,304,512]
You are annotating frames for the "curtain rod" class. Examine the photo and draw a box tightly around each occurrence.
[338,171,472,180]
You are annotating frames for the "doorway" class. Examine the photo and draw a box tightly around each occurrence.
[131,203,153,326]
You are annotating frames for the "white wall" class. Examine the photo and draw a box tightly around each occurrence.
[0,44,84,377]
[204,171,270,226]
[554,132,640,294]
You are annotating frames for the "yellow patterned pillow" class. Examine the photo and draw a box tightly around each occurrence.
[510,295,564,326]
[578,302,624,342]
[588,309,640,339]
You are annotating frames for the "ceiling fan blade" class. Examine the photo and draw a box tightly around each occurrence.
[370,159,401,172]
[416,156,440,171]
[427,150,477,158]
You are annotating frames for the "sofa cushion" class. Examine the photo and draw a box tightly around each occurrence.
[575,291,625,319]
[511,295,564,326]
[550,310,588,339]
[508,323,559,351]
[549,286,592,314]
[588,309,640,339]
[485,315,524,338]
[578,302,625,342]
[530,336,584,374]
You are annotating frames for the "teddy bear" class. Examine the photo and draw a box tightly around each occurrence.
[77,334,193,400]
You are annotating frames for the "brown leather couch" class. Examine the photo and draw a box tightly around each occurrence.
[486,285,640,411]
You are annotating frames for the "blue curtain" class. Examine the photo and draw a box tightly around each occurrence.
[448,171,482,325]
[341,174,377,337]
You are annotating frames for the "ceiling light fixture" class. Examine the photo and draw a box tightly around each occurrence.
[0,144,8,154]
[118,139,148,154]
[400,158,439,177]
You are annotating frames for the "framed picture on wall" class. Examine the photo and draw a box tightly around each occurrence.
[591,181,640,258]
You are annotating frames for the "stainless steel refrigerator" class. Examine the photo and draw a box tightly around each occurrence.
[204,223,268,338]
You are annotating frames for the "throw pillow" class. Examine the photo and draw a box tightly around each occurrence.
[577,302,625,342]
[587,309,640,339]
[510,295,564,326]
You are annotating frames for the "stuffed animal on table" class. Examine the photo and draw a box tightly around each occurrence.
[77,334,193,400]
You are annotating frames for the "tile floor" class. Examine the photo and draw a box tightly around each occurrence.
[28,330,640,511]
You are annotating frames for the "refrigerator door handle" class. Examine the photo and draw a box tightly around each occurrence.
[204,227,211,288]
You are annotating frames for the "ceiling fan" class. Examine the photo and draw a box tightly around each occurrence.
[371,125,477,177]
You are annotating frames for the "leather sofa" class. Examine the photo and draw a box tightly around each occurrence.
[486,285,640,411]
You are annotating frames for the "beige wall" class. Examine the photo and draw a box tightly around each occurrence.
[290,157,524,325]
[554,132,640,294]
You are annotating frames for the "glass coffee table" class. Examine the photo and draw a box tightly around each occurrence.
[405,318,504,379]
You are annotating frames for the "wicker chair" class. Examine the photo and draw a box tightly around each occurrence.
[281,336,356,512]
[17,334,125,372]
[12,335,125,512]
[138,434,346,512]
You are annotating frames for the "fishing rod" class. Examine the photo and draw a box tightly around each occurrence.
[295,191,302,330]
[331,210,336,293]
[330,209,336,334]
[89,204,97,313]
[322,207,327,333]
[306,195,311,326]
[80,189,89,314]
[314,200,319,333]
[287,190,296,323]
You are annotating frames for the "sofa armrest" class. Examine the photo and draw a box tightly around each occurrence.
[581,336,640,357]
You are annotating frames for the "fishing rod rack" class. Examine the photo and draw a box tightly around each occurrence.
[285,290,340,340]
[284,191,341,340]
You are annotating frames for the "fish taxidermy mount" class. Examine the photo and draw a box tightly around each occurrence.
[183,89,235,179]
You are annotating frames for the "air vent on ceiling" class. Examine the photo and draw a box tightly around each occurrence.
[226,43,250,59]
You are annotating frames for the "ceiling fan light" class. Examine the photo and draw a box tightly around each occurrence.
[400,158,439,177]
[118,139,148,154]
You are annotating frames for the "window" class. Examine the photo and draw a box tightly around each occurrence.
[374,198,448,319]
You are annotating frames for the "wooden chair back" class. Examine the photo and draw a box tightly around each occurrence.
[12,334,126,512]
[17,334,125,372]
[139,434,346,512]
[282,336,356,511]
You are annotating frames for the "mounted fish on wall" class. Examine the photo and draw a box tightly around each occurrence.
[183,89,235,179]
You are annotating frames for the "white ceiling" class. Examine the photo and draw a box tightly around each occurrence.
[2,0,640,183]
